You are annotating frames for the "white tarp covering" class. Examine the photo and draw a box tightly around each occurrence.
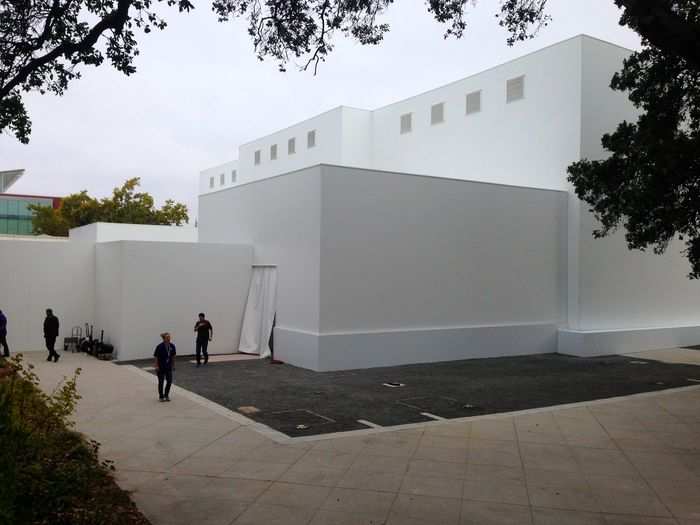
[238,266,277,358]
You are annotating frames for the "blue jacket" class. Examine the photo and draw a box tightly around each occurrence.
[154,342,176,370]
[0,312,6,336]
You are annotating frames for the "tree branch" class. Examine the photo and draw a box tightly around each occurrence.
[0,0,133,100]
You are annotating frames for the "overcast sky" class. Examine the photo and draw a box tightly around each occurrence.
[0,0,640,220]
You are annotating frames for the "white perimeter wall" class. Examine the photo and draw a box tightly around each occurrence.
[0,238,95,352]
[199,165,567,370]
[0,236,253,360]
[319,166,567,331]
[70,222,198,243]
[95,241,253,361]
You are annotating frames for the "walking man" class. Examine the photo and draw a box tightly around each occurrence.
[43,309,60,362]
[0,309,9,357]
[154,332,176,402]
[194,313,213,367]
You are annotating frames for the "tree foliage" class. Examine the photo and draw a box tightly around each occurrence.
[0,0,549,142]
[30,177,189,236]
[0,355,150,524]
[568,1,700,278]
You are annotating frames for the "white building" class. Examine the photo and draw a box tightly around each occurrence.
[197,35,700,370]
[3,35,699,370]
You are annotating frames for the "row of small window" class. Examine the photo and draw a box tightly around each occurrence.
[399,75,525,134]
[210,169,238,189]
[254,129,317,166]
[207,130,319,189]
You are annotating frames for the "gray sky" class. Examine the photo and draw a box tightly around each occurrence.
[0,0,640,221]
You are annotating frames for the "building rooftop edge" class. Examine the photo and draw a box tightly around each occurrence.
[199,163,570,197]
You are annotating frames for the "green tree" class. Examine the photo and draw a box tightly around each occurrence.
[1,1,548,143]
[30,178,189,236]
[568,1,700,278]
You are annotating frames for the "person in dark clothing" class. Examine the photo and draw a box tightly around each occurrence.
[0,310,9,357]
[193,313,213,367]
[154,332,176,401]
[43,309,60,362]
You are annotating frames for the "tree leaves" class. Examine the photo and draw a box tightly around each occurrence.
[29,177,190,235]
[568,5,700,277]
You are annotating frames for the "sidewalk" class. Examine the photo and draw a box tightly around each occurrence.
[28,351,700,525]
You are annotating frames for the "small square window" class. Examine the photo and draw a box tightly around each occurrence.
[288,137,296,155]
[254,150,261,165]
[231,170,237,183]
[466,90,481,115]
[506,75,525,103]
[209,177,214,189]
[220,173,225,186]
[270,144,278,160]
[430,103,444,125]
[400,113,412,134]
[307,130,316,148]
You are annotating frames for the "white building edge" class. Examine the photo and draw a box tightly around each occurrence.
[197,34,700,370]
[2,35,699,369]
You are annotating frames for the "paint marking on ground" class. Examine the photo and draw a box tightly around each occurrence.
[420,412,446,421]
[358,419,383,429]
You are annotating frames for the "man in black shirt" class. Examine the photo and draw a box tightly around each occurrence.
[43,309,60,362]
[153,332,176,402]
[193,313,213,367]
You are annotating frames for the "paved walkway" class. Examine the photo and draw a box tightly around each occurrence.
[27,351,700,525]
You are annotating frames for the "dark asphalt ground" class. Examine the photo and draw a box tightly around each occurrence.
[120,352,700,437]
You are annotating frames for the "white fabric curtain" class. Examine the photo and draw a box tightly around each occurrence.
[238,266,278,358]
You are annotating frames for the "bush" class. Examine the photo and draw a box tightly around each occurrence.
[0,355,150,525]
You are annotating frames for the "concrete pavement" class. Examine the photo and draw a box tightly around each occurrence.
[27,351,700,525]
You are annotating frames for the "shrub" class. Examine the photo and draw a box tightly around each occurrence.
[0,355,150,525]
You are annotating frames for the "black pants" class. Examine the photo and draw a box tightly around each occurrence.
[0,335,8,357]
[157,369,173,399]
[195,339,209,365]
[45,336,59,360]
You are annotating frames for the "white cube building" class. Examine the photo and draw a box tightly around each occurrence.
[198,35,700,370]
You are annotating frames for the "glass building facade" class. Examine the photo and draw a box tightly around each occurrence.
[0,194,59,235]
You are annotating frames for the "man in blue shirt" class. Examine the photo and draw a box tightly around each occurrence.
[0,310,9,357]
[153,332,176,402]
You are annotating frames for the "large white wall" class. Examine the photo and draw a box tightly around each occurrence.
[0,238,95,352]
[96,241,253,361]
[319,167,567,332]
[199,165,567,370]
[0,234,253,360]
[316,166,567,369]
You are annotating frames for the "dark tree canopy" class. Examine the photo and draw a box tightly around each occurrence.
[568,1,700,278]
[0,0,548,143]
[30,177,189,236]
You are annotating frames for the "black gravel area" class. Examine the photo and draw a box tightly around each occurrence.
[119,353,700,437]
